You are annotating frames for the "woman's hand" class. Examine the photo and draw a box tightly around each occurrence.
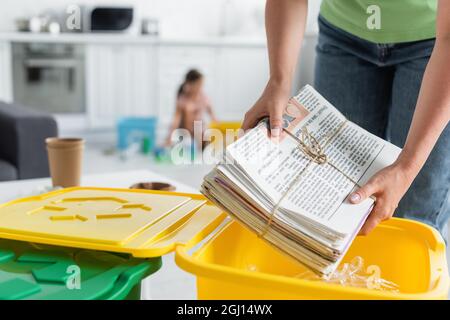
[348,161,416,235]
[242,80,291,137]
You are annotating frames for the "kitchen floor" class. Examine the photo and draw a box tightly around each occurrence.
[82,139,450,299]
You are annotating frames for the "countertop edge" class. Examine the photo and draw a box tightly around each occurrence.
[0,32,318,47]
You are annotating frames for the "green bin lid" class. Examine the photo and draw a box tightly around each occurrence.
[0,238,161,300]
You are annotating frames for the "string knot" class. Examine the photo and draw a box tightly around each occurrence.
[298,127,327,165]
[258,120,350,239]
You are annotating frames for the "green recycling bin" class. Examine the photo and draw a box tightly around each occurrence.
[0,238,161,300]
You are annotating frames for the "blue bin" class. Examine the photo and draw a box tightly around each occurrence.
[117,117,157,151]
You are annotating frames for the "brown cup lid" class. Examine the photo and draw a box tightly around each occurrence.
[46,137,85,149]
[130,182,176,192]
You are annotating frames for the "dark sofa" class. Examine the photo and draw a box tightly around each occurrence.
[0,101,58,181]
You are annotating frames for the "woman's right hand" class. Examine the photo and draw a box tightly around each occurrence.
[241,80,291,138]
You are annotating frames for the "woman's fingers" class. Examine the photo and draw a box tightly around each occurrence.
[348,175,394,235]
[359,199,393,235]
[359,210,381,235]
[241,80,290,134]
[269,104,284,137]
[348,165,411,235]
[241,110,260,131]
[348,179,379,204]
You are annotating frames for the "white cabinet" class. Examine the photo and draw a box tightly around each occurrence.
[0,37,280,135]
[0,41,12,103]
[216,47,269,120]
[85,41,268,132]
[86,44,156,128]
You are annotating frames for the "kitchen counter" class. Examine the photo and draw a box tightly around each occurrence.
[0,31,270,47]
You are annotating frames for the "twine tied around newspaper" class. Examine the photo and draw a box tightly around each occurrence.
[259,120,367,238]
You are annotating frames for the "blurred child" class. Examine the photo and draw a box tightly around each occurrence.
[165,69,217,150]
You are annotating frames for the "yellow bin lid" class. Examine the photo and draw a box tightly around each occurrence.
[0,187,227,257]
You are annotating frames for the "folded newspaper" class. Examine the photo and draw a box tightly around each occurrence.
[201,85,401,277]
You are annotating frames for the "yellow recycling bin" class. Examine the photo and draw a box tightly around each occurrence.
[0,187,447,299]
[175,219,449,299]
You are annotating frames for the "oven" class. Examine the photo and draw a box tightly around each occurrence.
[12,42,85,115]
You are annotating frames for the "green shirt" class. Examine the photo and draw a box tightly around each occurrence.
[320,0,437,44]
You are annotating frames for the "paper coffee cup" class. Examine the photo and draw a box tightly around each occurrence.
[46,138,84,188]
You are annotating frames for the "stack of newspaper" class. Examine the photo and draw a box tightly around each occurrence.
[201,85,401,276]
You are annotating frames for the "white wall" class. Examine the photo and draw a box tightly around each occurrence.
[0,0,321,37]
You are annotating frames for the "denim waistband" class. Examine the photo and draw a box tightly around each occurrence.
[317,15,435,67]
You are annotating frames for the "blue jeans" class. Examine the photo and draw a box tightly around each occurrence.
[314,16,450,240]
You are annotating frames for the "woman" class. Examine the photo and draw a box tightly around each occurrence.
[166,69,217,150]
[242,0,450,237]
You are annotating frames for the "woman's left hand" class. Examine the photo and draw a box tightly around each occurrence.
[348,161,416,235]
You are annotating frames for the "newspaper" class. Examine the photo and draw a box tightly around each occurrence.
[201,85,401,276]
